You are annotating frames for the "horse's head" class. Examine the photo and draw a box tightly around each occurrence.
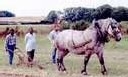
[103,18,122,41]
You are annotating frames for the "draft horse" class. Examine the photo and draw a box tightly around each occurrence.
[55,18,122,75]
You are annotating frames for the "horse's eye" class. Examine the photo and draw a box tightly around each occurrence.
[112,23,117,26]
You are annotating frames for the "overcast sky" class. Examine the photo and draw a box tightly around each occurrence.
[0,0,128,16]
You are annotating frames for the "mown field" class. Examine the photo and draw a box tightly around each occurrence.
[0,25,128,77]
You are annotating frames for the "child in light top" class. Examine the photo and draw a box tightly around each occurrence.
[49,19,61,64]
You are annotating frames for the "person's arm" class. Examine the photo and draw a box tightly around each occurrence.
[4,35,9,52]
[25,34,28,44]
[14,34,17,49]
[48,31,55,44]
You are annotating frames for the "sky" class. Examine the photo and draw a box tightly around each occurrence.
[0,0,128,17]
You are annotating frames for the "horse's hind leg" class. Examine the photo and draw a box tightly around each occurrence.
[57,58,61,71]
[81,51,91,75]
[96,52,107,75]
[57,50,69,72]
[57,58,66,71]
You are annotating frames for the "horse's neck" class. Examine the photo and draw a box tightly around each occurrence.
[85,26,108,44]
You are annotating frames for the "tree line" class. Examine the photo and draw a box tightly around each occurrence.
[46,4,128,23]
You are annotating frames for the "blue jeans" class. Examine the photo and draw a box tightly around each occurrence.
[7,45,15,65]
[51,47,57,63]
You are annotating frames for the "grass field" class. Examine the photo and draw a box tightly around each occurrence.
[0,25,128,77]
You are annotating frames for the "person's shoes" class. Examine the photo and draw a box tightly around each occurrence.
[52,60,56,64]
[52,62,56,64]
[9,62,13,65]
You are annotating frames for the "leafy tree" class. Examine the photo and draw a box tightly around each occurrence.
[46,4,128,29]
[112,7,128,22]
[46,10,58,23]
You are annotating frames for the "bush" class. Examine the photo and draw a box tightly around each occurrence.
[61,20,90,30]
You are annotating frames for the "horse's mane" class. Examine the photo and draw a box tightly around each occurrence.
[96,28,109,43]
[93,18,111,43]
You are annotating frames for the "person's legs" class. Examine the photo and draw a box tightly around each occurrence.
[31,49,35,61]
[27,51,32,62]
[8,51,14,65]
[51,47,57,63]
[8,45,15,65]
[27,49,35,62]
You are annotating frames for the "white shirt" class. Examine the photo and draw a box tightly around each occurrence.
[25,33,36,52]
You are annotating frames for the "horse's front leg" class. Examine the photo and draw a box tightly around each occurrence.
[81,51,92,75]
[96,52,107,75]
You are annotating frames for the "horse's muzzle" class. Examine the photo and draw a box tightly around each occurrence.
[115,33,122,41]
[115,37,121,41]
[114,32,122,41]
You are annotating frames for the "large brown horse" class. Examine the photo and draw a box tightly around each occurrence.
[55,18,122,75]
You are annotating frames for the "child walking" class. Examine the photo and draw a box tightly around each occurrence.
[25,27,36,65]
[49,20,61,64]
[5,28,16,65]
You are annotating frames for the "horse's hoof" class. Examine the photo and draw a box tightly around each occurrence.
[82,72,88,75]
[63,71,68,74]
[101,71,108,75]
[81,70,88,75]
[57,68,61,71]
[61,68,66,71]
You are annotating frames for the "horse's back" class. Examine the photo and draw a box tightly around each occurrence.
[55,29,93,53]
[56,29,84,44]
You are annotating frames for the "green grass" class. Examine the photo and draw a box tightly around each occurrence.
[0,26,128,77]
